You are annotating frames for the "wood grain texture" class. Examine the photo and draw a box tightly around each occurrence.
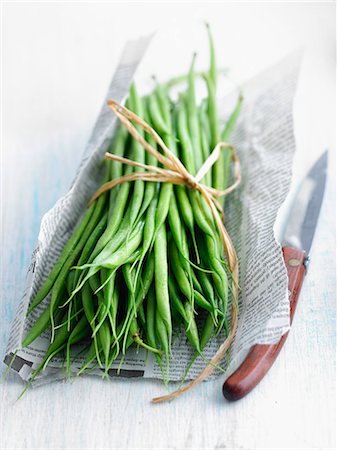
[223,247,306,401]
[1,3,336,450]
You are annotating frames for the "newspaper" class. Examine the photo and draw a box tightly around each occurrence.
[4,35,300,385]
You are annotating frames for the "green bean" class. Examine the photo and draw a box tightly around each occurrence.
[184,302,200,352]
[109,124,128,178]
[94,220,144,269]
[53,305,84,331]
[221,92,243,142]
[168,277,188,322]
[148,93,170,135]
[198,106,212,186]
[65,290,82,331]
[122,262,155,354]
[197,233,229,333]
[109,279,120,354]
[87,207,133,266]
[122,264,137,327]
[181,58,219,234]
[82,282,102,367]
[91,104,135,254]
[65,314,90,376]
[167,106,198,270]
[135,253,155,311]
[171,304,180,328]
[151,86,174,235]
[145,285,156,347]
[184,75,214,243]
[179,312,217,385]
[154,224,172,346]
[129,318,161,355]
[82,281,96,329]
[191,269,203,293]
[175,187,198,259]
[134,96,158,222]
[176,97,215,237]
[74,220,144,289]
[169,238,215,318]
[200,312,216,349]
[108,124,129,218]
[137,303,146,329]
[221,92,243,206]
[133,196,157,285]
[147,87,175,238]
[167,194,191,273]
[66,271,75,297]
[204,26,223,190]
[154,79,171,124]
[47,313,88,371]
[71,210,108,291]
[156,310,170,382]
[146,286,163,375]
[77,341,101,376]
[90,270,116,338]
[205,75,221,189]
[176,100,196,174]
[76,123,128,282]
[204,235,229,310]
[155,189,172,242]
[127,83,145,225]
[186,54,203,172]
[194,266,218,321]
[171,106,199,258]
[194,290,213,313]
[49,275,72,342]
[98,316,111,366]
[164,68,227,90]
[119,253,154,343]
[206,23,217,89]
[169,239,192,301]
[104,326,135,377]
[21,305,52,348]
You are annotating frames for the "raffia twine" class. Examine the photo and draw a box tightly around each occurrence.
[89,100,241,403]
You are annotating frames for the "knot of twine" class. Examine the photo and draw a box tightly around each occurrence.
[90,100,241,403]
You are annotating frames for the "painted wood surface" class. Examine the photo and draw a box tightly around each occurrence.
[1,3,335,449]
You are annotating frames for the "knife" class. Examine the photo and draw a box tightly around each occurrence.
[222,151,328,401]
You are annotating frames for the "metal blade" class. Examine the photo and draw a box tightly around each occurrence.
[283,150,328,254]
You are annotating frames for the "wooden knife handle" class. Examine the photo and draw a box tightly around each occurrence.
[222,246,306,401]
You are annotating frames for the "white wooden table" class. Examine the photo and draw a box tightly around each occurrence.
[1,3,335,449]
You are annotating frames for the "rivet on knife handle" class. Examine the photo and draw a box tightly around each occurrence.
[222,246,306,401]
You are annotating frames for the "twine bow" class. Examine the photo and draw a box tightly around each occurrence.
[90,100,241,403]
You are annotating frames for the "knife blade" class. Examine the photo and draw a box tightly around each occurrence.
[222,150,328,401]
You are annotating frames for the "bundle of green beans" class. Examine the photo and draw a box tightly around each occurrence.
[18,25,243,396]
